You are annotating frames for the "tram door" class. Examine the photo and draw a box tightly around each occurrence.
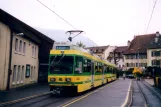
[91,62,94,87]
[102,65,105,84]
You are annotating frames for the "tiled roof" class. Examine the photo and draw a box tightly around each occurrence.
[114,46,128,53]
[124,33,156,54]
[86,45,109,53]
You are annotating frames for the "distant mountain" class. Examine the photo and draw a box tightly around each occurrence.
[35,28,97,47]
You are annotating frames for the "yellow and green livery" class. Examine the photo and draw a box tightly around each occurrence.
[48,44,118,94]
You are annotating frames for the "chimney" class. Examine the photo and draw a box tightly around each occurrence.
[155,31,160,43]
[134,35,136,39]
[127,40,131,47]
[156,31,160,37]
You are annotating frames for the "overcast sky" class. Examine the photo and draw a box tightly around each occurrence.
[1,0,161,46]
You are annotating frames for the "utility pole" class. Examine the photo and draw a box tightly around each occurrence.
[137,48,140,68]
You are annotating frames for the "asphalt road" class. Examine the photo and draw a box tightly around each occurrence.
[1,79,131,107]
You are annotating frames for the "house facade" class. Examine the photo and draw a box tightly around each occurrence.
[107,46,128,70]
[123,33,156,70]
[0,9,54,90]
[147,32,161,67]
[86,46,116,60]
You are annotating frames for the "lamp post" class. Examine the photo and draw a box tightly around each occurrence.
[137,48,140,68]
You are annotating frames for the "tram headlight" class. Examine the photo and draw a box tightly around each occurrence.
[50,78,56,82]
[65,78,71,82]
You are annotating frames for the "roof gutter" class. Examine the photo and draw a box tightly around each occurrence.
[6,29,13,90]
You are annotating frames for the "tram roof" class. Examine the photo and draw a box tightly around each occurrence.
[50,49,116,67]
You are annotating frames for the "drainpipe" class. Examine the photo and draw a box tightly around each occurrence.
[6,29,13,90]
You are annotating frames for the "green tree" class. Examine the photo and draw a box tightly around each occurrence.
[77,41,86,48]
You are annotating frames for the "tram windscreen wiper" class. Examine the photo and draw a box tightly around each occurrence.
[50,55,65,67]
[50,55,57,66]
[55,55,65,65]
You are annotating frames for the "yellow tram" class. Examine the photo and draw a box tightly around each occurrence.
[48,30,118,94]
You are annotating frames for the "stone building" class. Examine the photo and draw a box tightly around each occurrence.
[0,9,54,90]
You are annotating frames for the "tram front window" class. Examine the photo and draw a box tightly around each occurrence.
[49,56,74,74]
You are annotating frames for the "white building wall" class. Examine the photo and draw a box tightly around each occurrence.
[10,34,39,89]
[0,22,11,90]
[124,56,147,70]
[147,49,161,66]
[104,46,116,61]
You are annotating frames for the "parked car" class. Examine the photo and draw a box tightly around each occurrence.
[126,74,134,79]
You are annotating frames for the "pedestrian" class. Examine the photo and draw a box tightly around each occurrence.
[123,73,126,80]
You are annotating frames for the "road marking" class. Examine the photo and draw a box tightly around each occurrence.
[0,92,52,106]
[61,80,117,107]
[121,80,132,107]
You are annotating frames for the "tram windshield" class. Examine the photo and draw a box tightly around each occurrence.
[49,56,74,74]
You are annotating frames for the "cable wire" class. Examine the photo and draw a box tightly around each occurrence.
[37,0,77,29]
[145,0,158,34]
[37,0,98,46]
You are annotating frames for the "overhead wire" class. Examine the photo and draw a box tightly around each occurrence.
[145,0,158,34]
[36,0,98,46]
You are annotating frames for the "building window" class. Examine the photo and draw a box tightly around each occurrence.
[152,51,161,57]
[31,66,33,80]
[23,42,26,54]
[32,46,34,56]
[21,66,24,83]
[136,63,138,67]
[126,63,129,67]
[144,63,147,67]
[12,65,17,84]
[152,60,160,66]
[26,64,30,78]
[19,40,22,52]
[34,47,36,57]
[17,66,21,84]
[156,51,161,56]
[126,55,129,59]
[15,38,18,51]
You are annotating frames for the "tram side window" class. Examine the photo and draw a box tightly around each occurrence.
[99,63,103,73]
[113,68,116,74]
[111,68,114,74]
[103,65,106,73]
[106,66,109,73]
[83,58,91,73]
[95,62,98,72]
[108,67,112,73]
[75,56,83,74]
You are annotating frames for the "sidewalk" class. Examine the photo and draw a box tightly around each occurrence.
[63,78,132,107]
[144,79,154,86]
[0,83,50,103]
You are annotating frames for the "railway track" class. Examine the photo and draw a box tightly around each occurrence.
[1,93,73,107]
[128,80,161,107]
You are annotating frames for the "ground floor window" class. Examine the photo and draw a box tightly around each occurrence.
[21,66,25,83]
[17,65,21,84]
[12,65,26,85]
[12,65,17,85]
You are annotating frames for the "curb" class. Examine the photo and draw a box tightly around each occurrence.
[0,92,52,106]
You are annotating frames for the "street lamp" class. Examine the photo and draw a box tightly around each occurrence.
[16,33,24,36]
[137,48,140,68]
